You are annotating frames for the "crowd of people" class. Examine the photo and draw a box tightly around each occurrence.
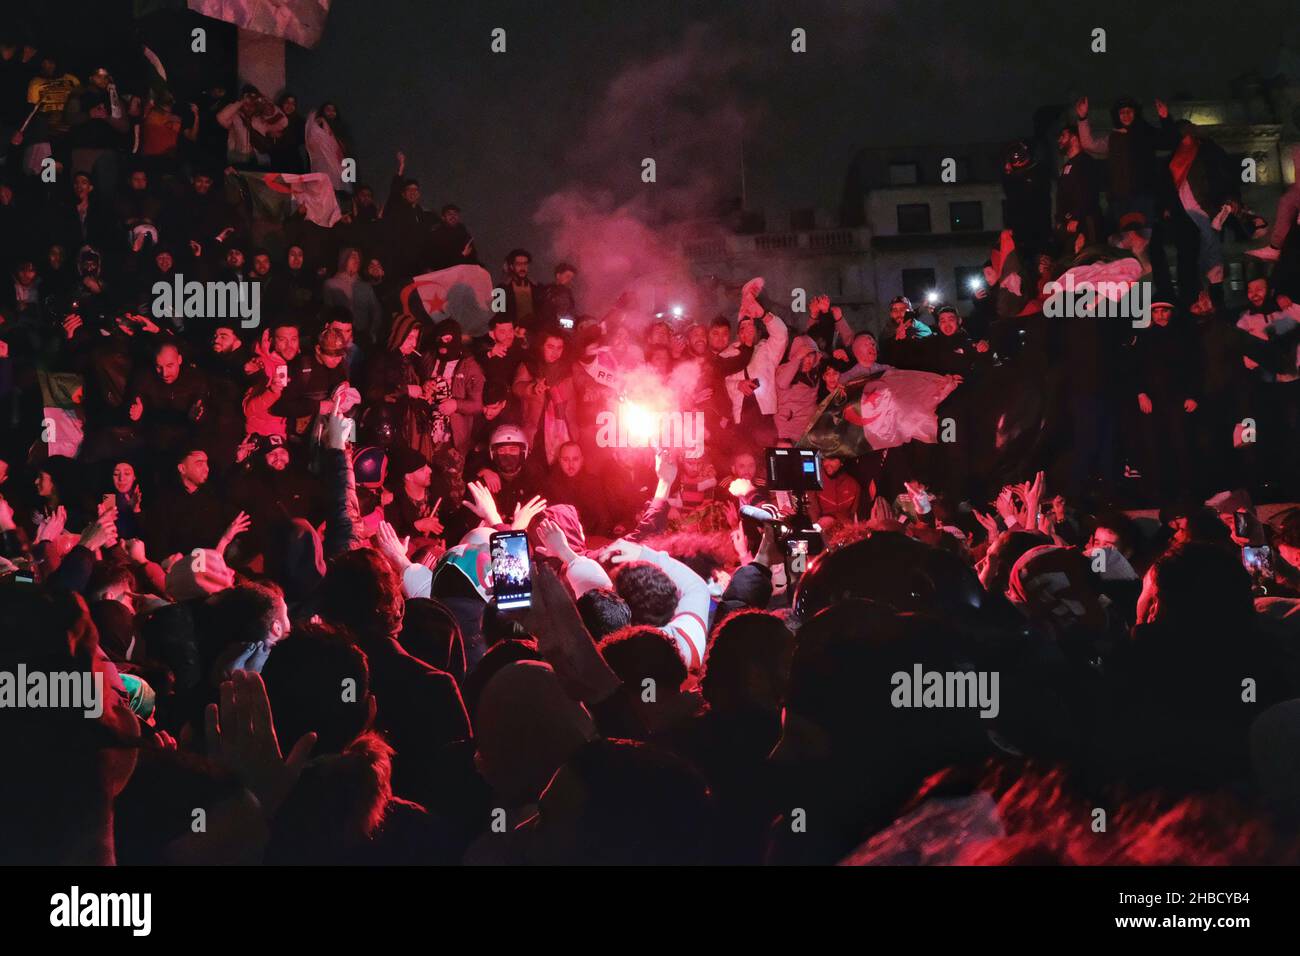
[5,33,1300,866]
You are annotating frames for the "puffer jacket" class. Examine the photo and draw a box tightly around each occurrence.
[775,334,823,440]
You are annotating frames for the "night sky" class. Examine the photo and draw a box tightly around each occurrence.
[288,0,1296,282]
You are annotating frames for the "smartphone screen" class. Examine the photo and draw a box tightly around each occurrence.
[490,530,533,609]
[1234,510,1250,538]
[1242,545,1272,576]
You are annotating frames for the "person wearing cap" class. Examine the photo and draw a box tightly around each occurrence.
[271,327,353,441]
[1001,138,1053,261]
[229,435,322,554]
[1128,294,1201,501]
[384,444,448,546]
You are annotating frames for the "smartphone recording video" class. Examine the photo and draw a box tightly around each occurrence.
[490,530,533,610]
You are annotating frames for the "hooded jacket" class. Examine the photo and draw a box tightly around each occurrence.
[775,334,823,440]
[1077,97,1178,204]
[322,247,383,340]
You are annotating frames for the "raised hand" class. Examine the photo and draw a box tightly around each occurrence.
[374,519,412,572]
[465,479,503,525]
[322,409,352,450]
[654,449,679,489]
[995,487,1019,526]
[79,514,119,552]
[34,505,68,544]
[205,670,316,817]
[1022,470,1045,524]
[972,509,1000,539]
[476,468,502,494]
[512,494,548,530]
[537,517,576,562]
[218,511,252,554]
[597,538,643,565]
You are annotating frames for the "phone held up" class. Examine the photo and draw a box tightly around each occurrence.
[490,530,533,610]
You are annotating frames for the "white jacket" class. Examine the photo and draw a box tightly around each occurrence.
[721,311,789,422]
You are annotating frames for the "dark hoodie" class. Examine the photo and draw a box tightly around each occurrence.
[1081,96,1177,207]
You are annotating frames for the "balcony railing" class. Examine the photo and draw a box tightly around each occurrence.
[683,228,871,260]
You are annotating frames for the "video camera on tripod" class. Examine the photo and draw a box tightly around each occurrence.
[738,447,826,581]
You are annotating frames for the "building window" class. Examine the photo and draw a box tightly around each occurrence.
[954,266,983,300]
[949,201,984,232]
[790,208,816,231]
[901,268,937,306]
[897,203,931,234]
[889,162,920,185]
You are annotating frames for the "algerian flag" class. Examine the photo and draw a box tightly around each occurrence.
[403,264,494,335]
[234,171,341,228]
[186,0,333,49]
